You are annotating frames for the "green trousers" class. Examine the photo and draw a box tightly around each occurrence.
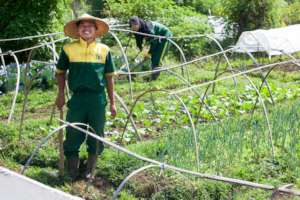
[151,39,169,68]
[150,38,171,80]
[64,92,106,158]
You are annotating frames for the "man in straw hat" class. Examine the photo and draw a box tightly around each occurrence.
[55,14,117,180]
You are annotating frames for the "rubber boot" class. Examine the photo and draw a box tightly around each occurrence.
[85,154,98,180]
[67,157,79,180]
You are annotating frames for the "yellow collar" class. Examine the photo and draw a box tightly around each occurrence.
[79,37,96,48]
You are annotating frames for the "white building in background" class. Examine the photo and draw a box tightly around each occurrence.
[234,24,300,57]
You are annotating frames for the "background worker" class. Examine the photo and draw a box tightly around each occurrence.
[129,16,172,80]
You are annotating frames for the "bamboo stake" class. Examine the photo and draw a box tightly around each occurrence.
[58,109,64,177]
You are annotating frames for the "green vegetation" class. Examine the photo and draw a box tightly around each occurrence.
[107,0,212,58]
[2,0,300,199]
[2,53,300,199]
[0,0,71,61]
[222,0,287,37]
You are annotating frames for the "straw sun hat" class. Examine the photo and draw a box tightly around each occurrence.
[64,13,109,39]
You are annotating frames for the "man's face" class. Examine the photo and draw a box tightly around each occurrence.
[78,20,97,41]
[131,24,140,32]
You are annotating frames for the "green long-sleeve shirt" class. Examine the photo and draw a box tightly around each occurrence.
[135,21,172,53]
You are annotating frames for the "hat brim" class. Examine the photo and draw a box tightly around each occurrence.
[64,16,109,39]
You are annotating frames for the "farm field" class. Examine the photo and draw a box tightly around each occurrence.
[3,0,300,199]
[2,52,300,199]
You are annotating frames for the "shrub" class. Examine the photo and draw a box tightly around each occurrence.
[0,0,71,62]
[174,0,223,15]
[284,2,300,25]
[222,0,287,38]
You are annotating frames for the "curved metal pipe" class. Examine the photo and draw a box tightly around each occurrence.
[19,49,35,138]
[0,47,7,76]
[251,64,283,114]
[109,31,133,101]
[200,69,274,158]
[120,89,200,169]
[0,38,68,57]
[19,39,59,135]
[165,69,217,121]
[193,34,237,86]
[46,39,59,62]
[241,71,275,159]
[61,121,300,196]
[112,164,160,199]
[0,32,63,42]
[118,48,234,76]
[238,46,275,105]
[250,50,300,114]
[172,93,200,169]
[7,52,21,123]
[111,28,235,85]
[167,38,189,79]
[204,35,235,78]
[21,123,96,174]
[170,59,299,95]
[114,92,141,141]
[194,55,222,123]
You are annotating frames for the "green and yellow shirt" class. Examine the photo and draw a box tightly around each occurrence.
[56,38,116,94]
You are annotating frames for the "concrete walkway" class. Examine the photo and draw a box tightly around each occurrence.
[0,167,83,200]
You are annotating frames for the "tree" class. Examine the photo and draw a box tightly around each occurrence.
[86,0,109,17]
[174,0,223,15]
[284,1,300,24]
[223,0,287,38]
[0,0,71,62]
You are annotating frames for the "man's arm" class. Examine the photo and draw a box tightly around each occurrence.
[55,72,66,110]
[104,50,117,118]
[135,35,143,51]
[105,75,116,118]
[55,48,69,110]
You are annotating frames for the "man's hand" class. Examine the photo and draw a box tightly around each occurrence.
[142,50,151,59]
[55,93,65,110]
[143,52,151,59]
[106,75,116,118]
[141,47,151,60]
[110,104,117,118]
[55,72,66,110]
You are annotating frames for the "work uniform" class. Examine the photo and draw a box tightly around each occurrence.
[56,38,116,159]
[135,22,172,71]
